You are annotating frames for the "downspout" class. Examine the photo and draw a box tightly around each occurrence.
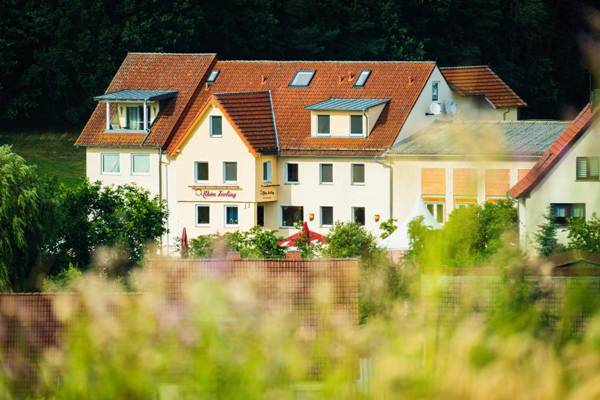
[502,108,510,121]
[376,155,393,220]
[158,148,164,255]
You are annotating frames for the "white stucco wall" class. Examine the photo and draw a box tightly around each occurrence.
[519,120,600,255]
[86,147,161,195]
[397,67,455,142]
[272,157,391,236]
[390,157,536,228]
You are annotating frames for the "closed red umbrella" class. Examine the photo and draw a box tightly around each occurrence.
[181,227,189,258]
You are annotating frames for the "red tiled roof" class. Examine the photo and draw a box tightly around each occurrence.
[509,104,595,198]
[76,53,216,147]
[440,66,527,108]
[167,60,435,156]
[213,91,278,154]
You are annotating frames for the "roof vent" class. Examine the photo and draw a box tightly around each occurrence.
[407,76,415,86]
[347,71,355,81]
[261,75,267,84]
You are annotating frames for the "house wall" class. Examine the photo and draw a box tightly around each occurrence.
[390,157,537,228]
[453,95,518,121]
[270,157,391,236]
[166,104,260,248]
[519,121,600,255]
[86,147,161,195]
[397,67,454,142]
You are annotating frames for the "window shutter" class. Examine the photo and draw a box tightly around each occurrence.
[421,168,446,196]
[576,158,588,179]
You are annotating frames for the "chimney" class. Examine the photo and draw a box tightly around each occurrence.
[592,89,600,110]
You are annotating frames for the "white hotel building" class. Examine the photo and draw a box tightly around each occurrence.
[77,53,569,253]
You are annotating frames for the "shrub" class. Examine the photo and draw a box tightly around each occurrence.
[379,218,398,239]
[567,213,600,253]
[189,235,220,258]
[225,227,286,259]
[324,222,379,262]
[408,200,520,268]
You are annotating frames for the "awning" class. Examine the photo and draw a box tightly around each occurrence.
[278,222,326,247]
[94,89,178,102]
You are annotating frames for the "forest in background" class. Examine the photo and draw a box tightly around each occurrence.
[1,0,598,129]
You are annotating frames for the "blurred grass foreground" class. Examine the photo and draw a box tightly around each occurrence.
[3,257,600,398]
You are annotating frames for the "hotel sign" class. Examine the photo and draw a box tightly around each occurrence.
[258,184,278,202]
[189,185,240,200]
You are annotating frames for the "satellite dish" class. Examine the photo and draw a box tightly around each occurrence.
[444,99,457,116]
[428,102,442,115]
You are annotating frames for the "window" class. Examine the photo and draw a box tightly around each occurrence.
[350,115,363,135]
[426,202,445,224]
[257,205,265,227]
[195,162,209,182]
[196,205,210,225]
[210,115,222,136]
[351,164,365,184]
[317,115,330,135]
[225,205,239,225]
[353,70,371,88]
[131,154,150,175]
[101,153,120,174]
[285,163,299,183]
[223,162,237,183]
[576,157,600,180]
[432,81,439,102]
[207,69,219,83]
[263,161,272,183]
[126,105,144,130]
[352,207,366,226]
[321,206,333,226]
[551,203,585,226]
[290,70,315,87]
[281,206,303,227]
[320,163,333,184]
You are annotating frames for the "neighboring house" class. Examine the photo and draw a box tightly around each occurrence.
[76,52,543,254]
[440,66,526,121]
[509,103,600,255]
[386,120,567,227]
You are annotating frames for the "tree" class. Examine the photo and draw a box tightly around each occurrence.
[0,146,58,290]
[224,227,286,259]
[379,218,398,239]
[535,207,561,257]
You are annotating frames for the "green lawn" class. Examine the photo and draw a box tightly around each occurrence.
[0,131,85,187]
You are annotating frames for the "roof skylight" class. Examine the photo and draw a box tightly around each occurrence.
[353,70,371,88]
[207,69,219,83]
[289,70,315,87]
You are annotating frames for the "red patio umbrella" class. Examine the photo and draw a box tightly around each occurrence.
[278,222,325,247]
[180,227,189,258]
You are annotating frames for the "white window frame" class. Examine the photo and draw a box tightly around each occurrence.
[349,115,364,136]
[224,204,240,226]
[263,160,272,183]
[425,201,445,224]
[195,161,209,183]
[210,115,223,137]
[320,206,334,227]
[352,206,366,226]
[223,161,238,184]
[130,153,150,176]
[195,204,211,226]
[285,162,299,184]
[351,163,366,185]
[316,114,331,136]
[101,153,120,175]
[280,205,304,228]
[319,163,333,184]
[289,70,316,87]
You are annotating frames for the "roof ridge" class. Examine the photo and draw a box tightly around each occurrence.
[128,52,218,56]
[440,65,490,70]
[218,59,436,64]
[214,90,271,96]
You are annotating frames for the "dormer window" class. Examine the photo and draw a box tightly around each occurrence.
[350,115,363,135]
[207,69,219,84]
[353,70,371,88]
[290,70,315,87]
[317,115,330,135]
[93,89,177,133]
[305,98,388,137]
